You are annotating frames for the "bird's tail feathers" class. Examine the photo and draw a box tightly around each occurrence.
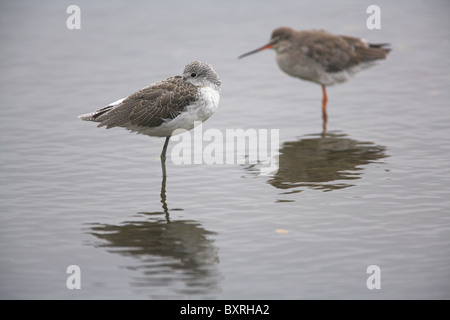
[78,106,113,122]
[369,43,391,54]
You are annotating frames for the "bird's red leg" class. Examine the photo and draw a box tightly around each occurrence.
[321,85,328,133]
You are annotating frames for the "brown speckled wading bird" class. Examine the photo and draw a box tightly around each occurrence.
[78,61,221,176]
[239,27,391,131]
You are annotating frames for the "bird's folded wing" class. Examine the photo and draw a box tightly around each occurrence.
[300,31,388,73]
[96,77,198,129]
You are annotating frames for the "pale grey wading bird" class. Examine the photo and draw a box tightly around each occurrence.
[238,27,391,131]
[78,61,221,176]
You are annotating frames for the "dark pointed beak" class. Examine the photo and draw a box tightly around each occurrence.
[238,40,276,59]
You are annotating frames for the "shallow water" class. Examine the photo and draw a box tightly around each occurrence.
[1,0,450,299]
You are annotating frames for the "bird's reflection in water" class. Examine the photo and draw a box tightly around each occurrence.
[267,131,388,193]
[88,164,220,298]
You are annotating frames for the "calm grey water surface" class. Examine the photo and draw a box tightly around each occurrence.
[1,0,450,299]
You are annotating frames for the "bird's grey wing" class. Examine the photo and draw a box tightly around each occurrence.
[129,78,198,128]
[96,77,198,129]
[339,35,390,62]
[301,31,389,73]
[299,31,358,73]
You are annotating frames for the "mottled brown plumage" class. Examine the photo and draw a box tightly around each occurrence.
[94,76,199,129]
[268,28,390,76]
[79,61,221,138]
[239,27,391,131]
[78,61,221,176]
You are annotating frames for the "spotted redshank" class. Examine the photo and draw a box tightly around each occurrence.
[239,27,391,131]
[78,61,221,176]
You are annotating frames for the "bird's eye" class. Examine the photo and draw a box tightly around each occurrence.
[190,73,197,78]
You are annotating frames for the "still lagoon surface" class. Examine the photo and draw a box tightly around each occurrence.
[1,1,449,299]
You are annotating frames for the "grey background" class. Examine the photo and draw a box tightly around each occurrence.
[1,0,449,299]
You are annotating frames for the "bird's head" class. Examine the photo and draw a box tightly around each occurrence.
[238,27,295,59]
[183,61,222,92]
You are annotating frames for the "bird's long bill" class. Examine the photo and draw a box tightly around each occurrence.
[238,42,274,59]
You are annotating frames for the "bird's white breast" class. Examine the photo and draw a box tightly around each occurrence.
[168,85,220,133]
[197,85,220,119]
